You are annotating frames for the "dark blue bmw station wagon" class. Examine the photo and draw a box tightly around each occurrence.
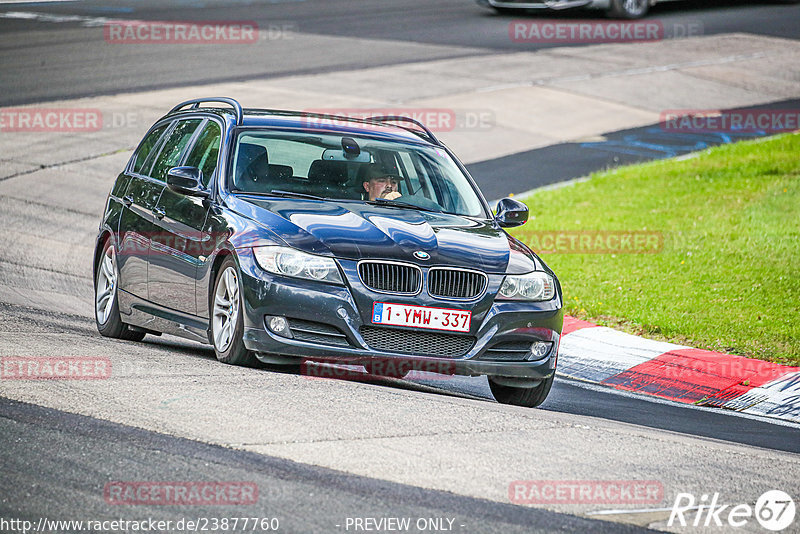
[94,98,563,407]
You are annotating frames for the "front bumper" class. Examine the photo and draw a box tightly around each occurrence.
[236,250,563,379]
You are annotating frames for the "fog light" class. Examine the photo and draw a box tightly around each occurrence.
[266,316,292,338]
[528,341,552,361]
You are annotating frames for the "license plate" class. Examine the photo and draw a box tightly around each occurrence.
[371,302,471,333]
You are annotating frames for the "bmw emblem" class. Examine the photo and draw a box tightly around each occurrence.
[414,251,430,260]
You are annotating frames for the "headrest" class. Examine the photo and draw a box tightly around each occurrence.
[307,160,349,186]
[268,164,293,182]
[235,143,270,189]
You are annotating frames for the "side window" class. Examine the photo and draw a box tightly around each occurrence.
[184,121,221,187]
[149,119,203,182]
[403,152,437,201]
[132,123,169,175]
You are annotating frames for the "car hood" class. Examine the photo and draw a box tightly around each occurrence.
[230,197,536,273]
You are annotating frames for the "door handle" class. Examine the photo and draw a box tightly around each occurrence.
[152,207,165,220]
[122,195,133,207]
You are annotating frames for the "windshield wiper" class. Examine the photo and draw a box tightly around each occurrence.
[269,190,328,200]
[365,198,441,212]
[235,189,327,201]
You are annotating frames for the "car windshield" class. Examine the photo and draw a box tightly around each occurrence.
[230,130,487,217]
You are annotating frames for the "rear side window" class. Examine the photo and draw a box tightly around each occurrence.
[149,119,203,182]
[184,121,221,187]
[132,123,169,175]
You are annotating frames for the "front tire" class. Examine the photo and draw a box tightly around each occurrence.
[608,0,649,19]
[211,257,258,366]
[488,375,554,408]
[95,239,146,342]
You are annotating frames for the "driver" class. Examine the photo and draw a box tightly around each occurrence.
[362,165,403,201]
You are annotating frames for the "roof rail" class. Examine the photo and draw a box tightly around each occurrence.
[365,115,441,145]
[169,97,243,125]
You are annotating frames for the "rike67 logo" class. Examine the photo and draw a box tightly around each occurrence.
[669,490,795,531]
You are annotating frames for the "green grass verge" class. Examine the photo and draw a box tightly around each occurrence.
[510,133,800,366]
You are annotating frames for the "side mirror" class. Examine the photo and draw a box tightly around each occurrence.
[166,166,209,198]
[495,198,529,228]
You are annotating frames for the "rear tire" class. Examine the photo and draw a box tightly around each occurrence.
[95,238,146,342]
[488,375,554,408]
[211,257,258,367]
[608,0,649,19]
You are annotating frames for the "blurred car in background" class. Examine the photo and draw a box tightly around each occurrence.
[477,0,667,19]
[477,0,799,20]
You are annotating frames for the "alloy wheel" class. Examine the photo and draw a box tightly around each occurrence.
[622,0,648,16]
[95,245,117,325]
[213,266,240,352]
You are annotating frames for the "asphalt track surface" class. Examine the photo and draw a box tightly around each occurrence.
[1,0,800,105]
[1,2,799,533]
[1,397,652,534]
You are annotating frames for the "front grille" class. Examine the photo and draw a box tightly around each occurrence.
[287,318,351,347]
[428,268,487,300]
[360,326,475,358]
[358,261,421,294]
[480,340,532,362]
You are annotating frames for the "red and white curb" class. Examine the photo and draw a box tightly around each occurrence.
[558,317,800,423]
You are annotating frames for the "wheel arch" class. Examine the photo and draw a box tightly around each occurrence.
[93,229,115,286]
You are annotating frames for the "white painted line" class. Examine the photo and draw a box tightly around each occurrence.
[0,11,299,42]
[587,506,680,516]
[0,10,110,26]
[0,1,77,4]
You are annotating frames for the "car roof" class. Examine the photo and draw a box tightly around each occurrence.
[164,105,441,146]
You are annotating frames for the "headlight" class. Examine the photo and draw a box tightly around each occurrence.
[498,272,555,301]
[252,246,344,285]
